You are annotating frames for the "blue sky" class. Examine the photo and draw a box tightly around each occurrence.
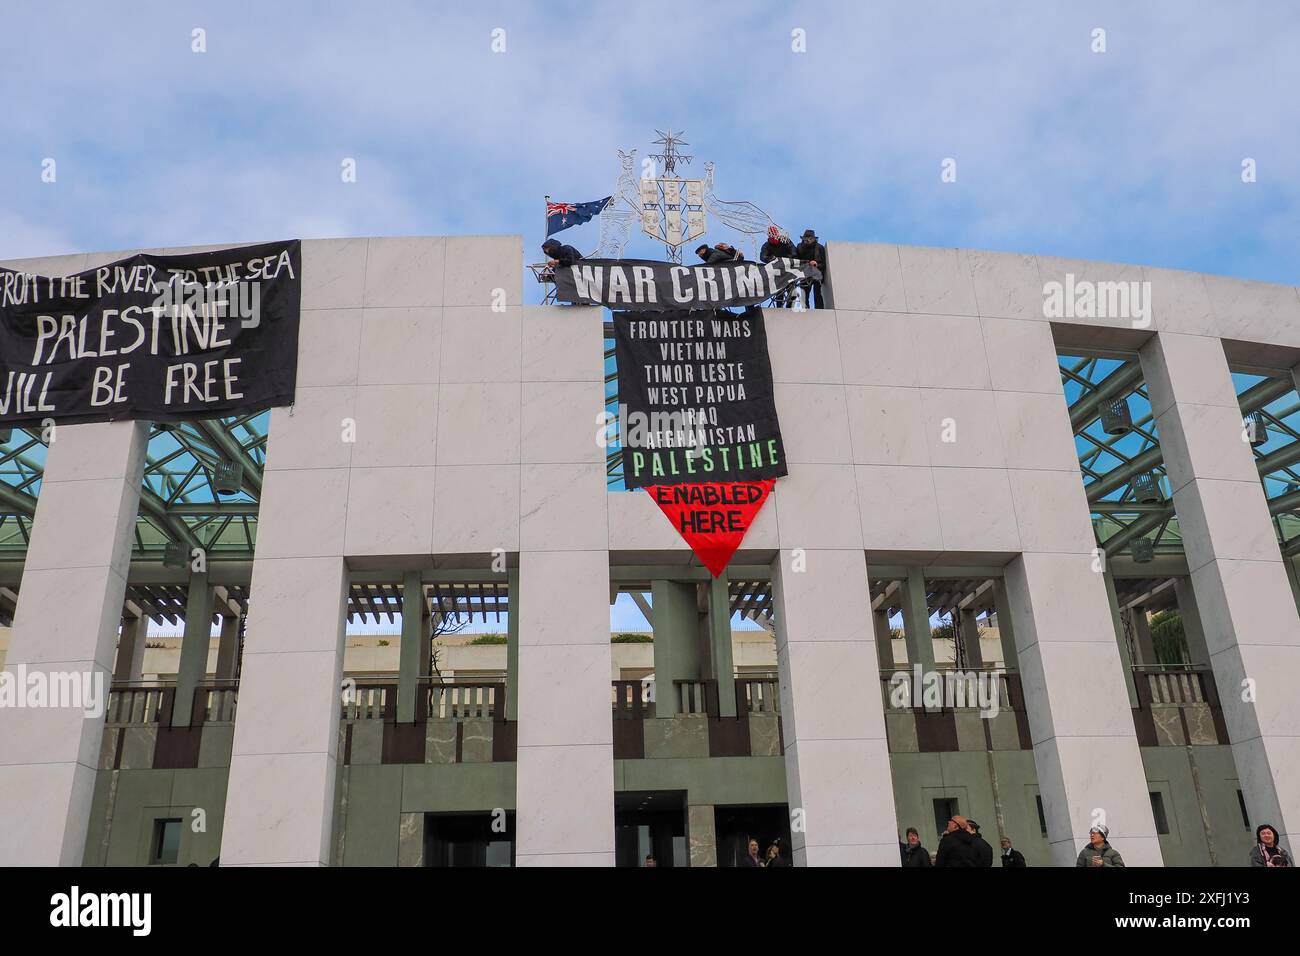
[2,1,1297,285]
[5,1,1297,636]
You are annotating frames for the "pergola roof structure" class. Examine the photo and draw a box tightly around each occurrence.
[1058,351,1300,560]
[0,414,269,566]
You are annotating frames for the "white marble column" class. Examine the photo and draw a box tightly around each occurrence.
[220,551,348,866]
[0,421,148,865]
[1003,553,1163,865]
[771,549,900,866]
[1140,332,1300,845]
[514,550,615,866]
[219,381,354,865]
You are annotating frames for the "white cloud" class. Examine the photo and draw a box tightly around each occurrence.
[0,1,1295,280]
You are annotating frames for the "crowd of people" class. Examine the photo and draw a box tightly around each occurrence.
[696,226,826,309]
[901,817,1292,867]
[641,837,791,867]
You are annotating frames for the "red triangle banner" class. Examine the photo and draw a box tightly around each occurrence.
[645,480,775,577]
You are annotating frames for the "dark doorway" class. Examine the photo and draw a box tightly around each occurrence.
[933,797,960,839]
[423,811,515,867]
[615,791,687,867]
[715,804,791,867]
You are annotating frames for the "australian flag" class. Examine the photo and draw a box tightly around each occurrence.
[546,196,612,236]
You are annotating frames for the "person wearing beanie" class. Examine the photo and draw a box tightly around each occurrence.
[1076,824,1125,867]
[965,819,994,867]
[1250,824,1292,867]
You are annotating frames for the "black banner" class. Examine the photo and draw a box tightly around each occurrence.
[0,240,301,426]
[556,257,820,310]
[613,307,787,489]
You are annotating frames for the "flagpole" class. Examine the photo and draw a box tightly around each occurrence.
[544,194,550,246]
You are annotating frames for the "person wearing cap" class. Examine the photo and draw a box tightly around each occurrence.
[793,228,827,309]
[541,238,583,269]
[900,827,932,867]
[934,814,977,867]
[965,819,994,867]
[999,837,1026,867]
[1250,823,1292,867]
[1076,824,1125,867]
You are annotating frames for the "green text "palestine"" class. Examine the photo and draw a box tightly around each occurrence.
[627,440,781,480]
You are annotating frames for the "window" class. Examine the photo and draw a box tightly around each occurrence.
[152,818,181,865]
[424,812,514,867]
[1149,792,1170,835]
[1034,795,1047,836]
[1237,790,1250,829]
[932,797,959,838]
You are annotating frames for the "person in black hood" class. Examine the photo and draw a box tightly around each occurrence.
[1251,824,1292,867]
[695,243,734,265]
[934,815,978,867]
[541,238,583,268]
[966,819,994,867]
[900,827,932,867]
[793,228,827,309]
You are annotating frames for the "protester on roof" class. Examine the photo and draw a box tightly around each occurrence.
[760,225,795,263]
[542,238,583,268]
[793,228,827,309]
[694,243,734,264]
[761,226,797,308]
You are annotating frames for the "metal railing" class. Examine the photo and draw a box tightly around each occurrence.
[611,677,783,718]
[193,680,239,723]
[340,679,507,722]
[106,682,174,725]
[1132,665,1212,706]
[424,680,501,720]
[673,679,716,715]
[611,680,649,719]
[341,681,396,721]
[736,676,781,714]
[106,679,240,725]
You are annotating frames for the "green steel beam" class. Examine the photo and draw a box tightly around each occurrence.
[193,419,264,497]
